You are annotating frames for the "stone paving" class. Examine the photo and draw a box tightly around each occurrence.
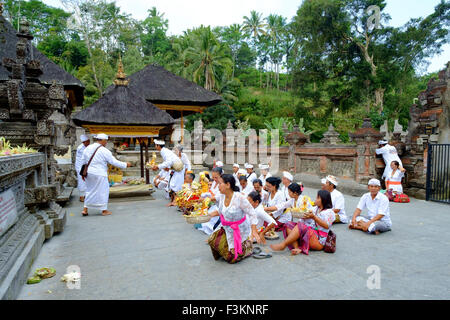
[17,187,450,300]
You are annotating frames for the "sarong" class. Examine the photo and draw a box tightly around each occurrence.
[170,168,185,192]
[208,228,253,264]
[77,173,86,196]
[282,221,319,255]
[84,173,109,211]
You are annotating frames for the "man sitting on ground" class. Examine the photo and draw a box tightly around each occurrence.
[322,175,348,224]
[349,178,392,235]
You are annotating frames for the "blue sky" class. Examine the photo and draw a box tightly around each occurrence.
[42,0,449,73]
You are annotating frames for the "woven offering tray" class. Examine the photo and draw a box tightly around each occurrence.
[184,215,211,224]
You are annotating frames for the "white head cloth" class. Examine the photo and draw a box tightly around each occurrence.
[283,171,293,181]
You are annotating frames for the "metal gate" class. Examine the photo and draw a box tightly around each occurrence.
[426,144,450,204]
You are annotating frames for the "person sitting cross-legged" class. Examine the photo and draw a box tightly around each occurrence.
[270,190,335,255]
[349,178,392,235]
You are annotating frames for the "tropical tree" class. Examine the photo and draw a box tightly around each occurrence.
[185,27,233,92]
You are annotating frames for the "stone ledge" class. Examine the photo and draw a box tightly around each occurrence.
[0,226,44,300]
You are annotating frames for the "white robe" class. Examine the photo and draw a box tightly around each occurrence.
[82,143,127,211]
[386,169,405,193]
[246,172,257,184]
[376,144,402,179]
[157,147,184,192]
[330,189,348,223]
[180,152,191,171]
[75,143,87,196]
[259,172,272,186]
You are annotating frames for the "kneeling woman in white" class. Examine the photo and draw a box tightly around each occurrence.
[385,161,406,194]
[207,174,261,264]
[247,191,277,244]
[263,177,291,231]
[81,134,130,216]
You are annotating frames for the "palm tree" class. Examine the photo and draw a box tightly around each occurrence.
[265,14,286,90]
[185,27,232,92]
[242,10,266,43]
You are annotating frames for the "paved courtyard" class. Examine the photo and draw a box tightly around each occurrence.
[17,187,450,300]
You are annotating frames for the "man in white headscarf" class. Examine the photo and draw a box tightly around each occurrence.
[151,139,184,206]
[281,171,293,201]
[258,164,272,186]
[245,163,257,184]
[323,175,348,224]
[81,134,131,216]
[376,140,402,180]
[75,134,90,202]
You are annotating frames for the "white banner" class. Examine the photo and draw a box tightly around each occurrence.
[0,189,18,237]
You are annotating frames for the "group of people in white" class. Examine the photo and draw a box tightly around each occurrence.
[75,134,403,264]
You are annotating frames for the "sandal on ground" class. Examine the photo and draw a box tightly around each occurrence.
[252,247,262,255]
[102,211,112,216]
[81,211,88,216]
[252,252,272,259]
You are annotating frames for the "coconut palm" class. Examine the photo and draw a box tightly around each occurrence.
[242,10,267,42]
[185,27,233,92]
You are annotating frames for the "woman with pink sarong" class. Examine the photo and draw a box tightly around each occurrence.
[207,174,261,263]
[270,190,335,255]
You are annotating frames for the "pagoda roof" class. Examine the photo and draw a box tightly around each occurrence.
[104,64,222,107]
[72,81,174,127]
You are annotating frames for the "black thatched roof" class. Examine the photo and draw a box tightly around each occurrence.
[72,84,175,127]
[105,64,222,106]
[0,14,84,104]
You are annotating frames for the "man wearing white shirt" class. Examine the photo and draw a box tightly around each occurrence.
[81,134,131,216]
[239,176,255,196]
[232,163,240,185]
[75,134,90,202]
[280,171,293,201]
[323,175,348,224]
[349,178,392,235]
[258,164,272,186]
[375,140,402,180]
[151,139,184,206]
[245,163,257,184]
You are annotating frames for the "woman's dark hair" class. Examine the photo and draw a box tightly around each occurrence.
[221,174,240,192]
[248,191,261,204]
[239,175,247,182]
[204,173,211,181]
[186,172,195,180]
[317,190,333,210]
[392,161,400,168]
[253,179,263,187]
[266,177,281,190]
[212,167,223,175]
[288,182,302,195]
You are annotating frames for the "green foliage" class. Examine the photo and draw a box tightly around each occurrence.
[5,0,448,146]
[185,103,236,132]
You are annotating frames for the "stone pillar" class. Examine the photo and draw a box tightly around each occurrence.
[320,124,342,145]
[349,118,383,184]
[285,125,307,172]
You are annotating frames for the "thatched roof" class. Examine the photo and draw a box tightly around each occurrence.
[0,14,84,104]
[72,83,175,127]
[105,64,222,106]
